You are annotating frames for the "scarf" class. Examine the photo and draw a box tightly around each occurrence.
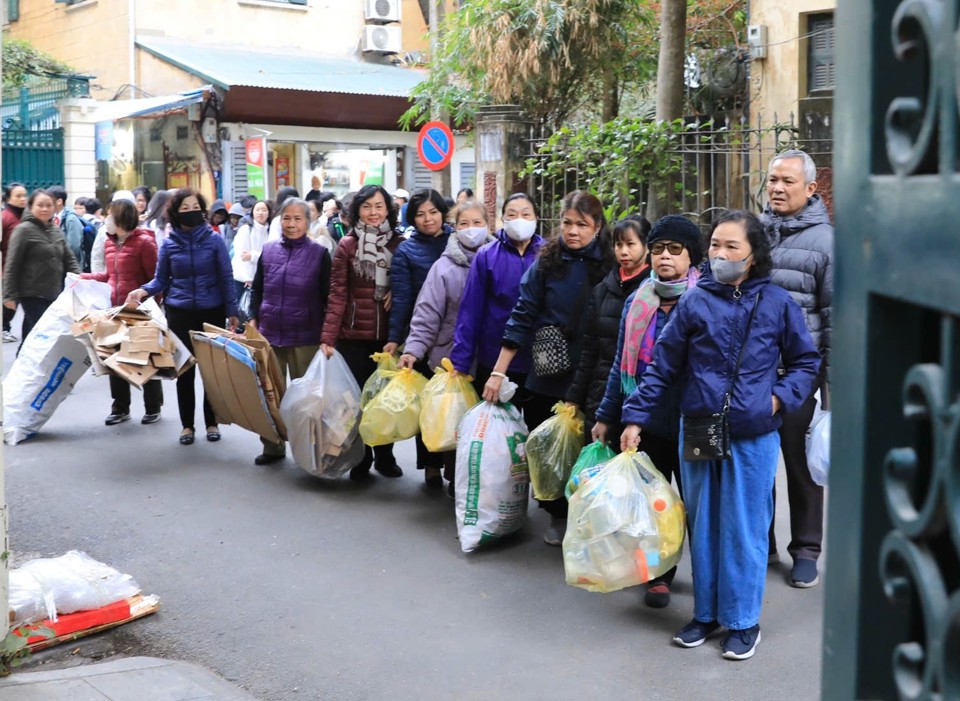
[620,268,700,395]
[352,220,394,300]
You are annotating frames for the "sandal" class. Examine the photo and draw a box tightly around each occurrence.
[206,426,221,442]
[179,428,195,445]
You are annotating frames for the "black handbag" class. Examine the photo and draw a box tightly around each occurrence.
[532,325,572,377]
[682,291,762,462]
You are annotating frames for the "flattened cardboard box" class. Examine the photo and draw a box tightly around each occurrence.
[190,325,287,443]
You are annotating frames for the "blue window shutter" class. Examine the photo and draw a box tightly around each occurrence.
[8,0,19,20]
[288,0,307,4]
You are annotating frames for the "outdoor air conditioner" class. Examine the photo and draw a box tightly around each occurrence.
[365,0,400,24]
[362,25,402,54]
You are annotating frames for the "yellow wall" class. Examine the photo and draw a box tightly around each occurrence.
[136,50,205,96]
[5,0,132,101]
[749,0,836,128]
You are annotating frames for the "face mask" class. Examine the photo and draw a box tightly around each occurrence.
[104,215,117,235]
[651,270,689,299]
[180,210,205,230]
[710,255,751,284]
[457,226,488,249]
[503,218,537,242]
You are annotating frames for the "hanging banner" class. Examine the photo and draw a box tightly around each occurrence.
[246,137,267,199]
[95,122,113,161]
[275,156,290,189]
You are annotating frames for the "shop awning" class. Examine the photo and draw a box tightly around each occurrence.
[135,36,425,130]
[90,87,211,122]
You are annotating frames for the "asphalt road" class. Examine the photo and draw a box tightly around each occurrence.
[2,335,825,701]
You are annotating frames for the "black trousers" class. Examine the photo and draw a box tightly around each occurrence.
[338,339,395,466]
[110,375,163,415]
[3,303,15,332]
[769,390,824,562]
[17,296,53,356]
[166,305,224,431]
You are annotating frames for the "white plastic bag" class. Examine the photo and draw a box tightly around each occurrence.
[3,276,112,445]
[806,410,830,487]
[280,350,364,478]
[455,401,530,552]
[9,551,141,626]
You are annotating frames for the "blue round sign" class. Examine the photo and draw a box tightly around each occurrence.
[417,121,455,171]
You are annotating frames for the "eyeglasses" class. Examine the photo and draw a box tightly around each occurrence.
[650,241,685,255]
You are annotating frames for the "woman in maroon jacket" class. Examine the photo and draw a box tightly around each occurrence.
[320,184,403,481]
[82,199,163,426]
[2,183,27,343]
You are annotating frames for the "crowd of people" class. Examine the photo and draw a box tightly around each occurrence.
[1,148,832,661]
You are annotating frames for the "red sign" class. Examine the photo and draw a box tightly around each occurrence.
[245,138,263,167]
[417,120,455,171]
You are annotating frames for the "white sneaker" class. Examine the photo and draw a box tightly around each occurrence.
[3,331,17,343]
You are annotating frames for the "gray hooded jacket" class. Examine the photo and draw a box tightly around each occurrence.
[761,194,833,380]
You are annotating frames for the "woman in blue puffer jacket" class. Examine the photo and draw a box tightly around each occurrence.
[128,188,239,446]
[620,210,820,661]
[383,188,452,487]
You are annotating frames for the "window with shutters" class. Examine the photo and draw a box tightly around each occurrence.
[7,0,19,22]
[807,12,835,94]
[459,162,476,192]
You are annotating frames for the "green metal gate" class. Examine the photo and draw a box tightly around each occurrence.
[823,1,960,699]
[1,128,64,190]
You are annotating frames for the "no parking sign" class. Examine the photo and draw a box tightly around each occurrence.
[417,121,455,171]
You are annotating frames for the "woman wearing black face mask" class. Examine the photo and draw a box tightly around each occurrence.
[128,188,239,446]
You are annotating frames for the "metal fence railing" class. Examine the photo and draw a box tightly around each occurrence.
[1,74,90,131]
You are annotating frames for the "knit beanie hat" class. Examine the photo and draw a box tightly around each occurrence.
[647,215,704,267]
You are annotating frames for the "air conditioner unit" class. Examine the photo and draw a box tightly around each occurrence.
[365,0,400,24]
[362,25,402,54]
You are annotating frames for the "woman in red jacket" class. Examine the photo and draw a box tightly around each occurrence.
[320,184,403,481]
[82,199,163,426]
[2,183,27,343]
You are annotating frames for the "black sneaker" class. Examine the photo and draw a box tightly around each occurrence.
[672,619,720,648]
[721,625,761,660]
[789,559,820,588]
[105,412,131,426]
[644,582,671,609]
[141,412,161,425]
[254,453,285,466]
[374,458,403,478]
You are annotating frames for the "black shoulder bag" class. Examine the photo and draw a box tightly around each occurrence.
[531,266,594,378]
[682,291,762,462]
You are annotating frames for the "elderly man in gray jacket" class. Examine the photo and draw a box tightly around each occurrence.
[760,148,833,589]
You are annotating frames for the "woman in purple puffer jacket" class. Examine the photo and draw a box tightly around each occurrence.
[398,200,493,495]
[248,198,331,466]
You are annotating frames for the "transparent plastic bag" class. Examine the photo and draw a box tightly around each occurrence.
[806,410,830,487]
[359,367,428,446]
[359,352,399,409]
[565,441,617,499]
[525,402,585,500]
[10,551,141,625]
[419,358,481,452]
[563,450,685,592]
[280,350,364,478]
[455,401,530,552]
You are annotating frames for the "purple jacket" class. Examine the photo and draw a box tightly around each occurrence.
[451,230,544,374]
[252,236,331,348]
[404,233,490,371]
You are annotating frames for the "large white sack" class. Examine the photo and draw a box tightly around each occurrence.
[3,276,112,444]
[455,401,531,552]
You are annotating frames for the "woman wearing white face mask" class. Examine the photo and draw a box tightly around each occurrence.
[399,201,493,495]
[450,193,544,396]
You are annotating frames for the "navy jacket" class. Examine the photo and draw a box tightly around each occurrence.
[502,236,610,398]
[142,224,238,317]
[388,225,452,343]
[622,273,820,439]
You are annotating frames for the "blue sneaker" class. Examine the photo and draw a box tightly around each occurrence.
[721,625,761,660]
[672,619,720,648]
[789,558,820,588]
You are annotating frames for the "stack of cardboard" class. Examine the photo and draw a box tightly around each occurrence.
[70,307,195,387]
[190,324,287,443]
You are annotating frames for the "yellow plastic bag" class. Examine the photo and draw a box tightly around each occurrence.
[563,450,685,593]
[359,352,398,409]
[419,358,481,452]
[359,367,428,446]
[525,402,585,500]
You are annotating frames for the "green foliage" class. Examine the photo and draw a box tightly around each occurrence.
[521,117,694,222]
[1,625,54,676]
[400,0,658,131]
[2,36,75,91]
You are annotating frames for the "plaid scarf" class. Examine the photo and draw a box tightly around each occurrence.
[352,221,394,301]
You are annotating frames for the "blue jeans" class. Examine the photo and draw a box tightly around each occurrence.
[680,428,780,630]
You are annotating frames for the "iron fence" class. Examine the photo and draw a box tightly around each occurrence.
[525,111,834,231]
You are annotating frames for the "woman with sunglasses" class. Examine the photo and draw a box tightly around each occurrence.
[592,215,703,609]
